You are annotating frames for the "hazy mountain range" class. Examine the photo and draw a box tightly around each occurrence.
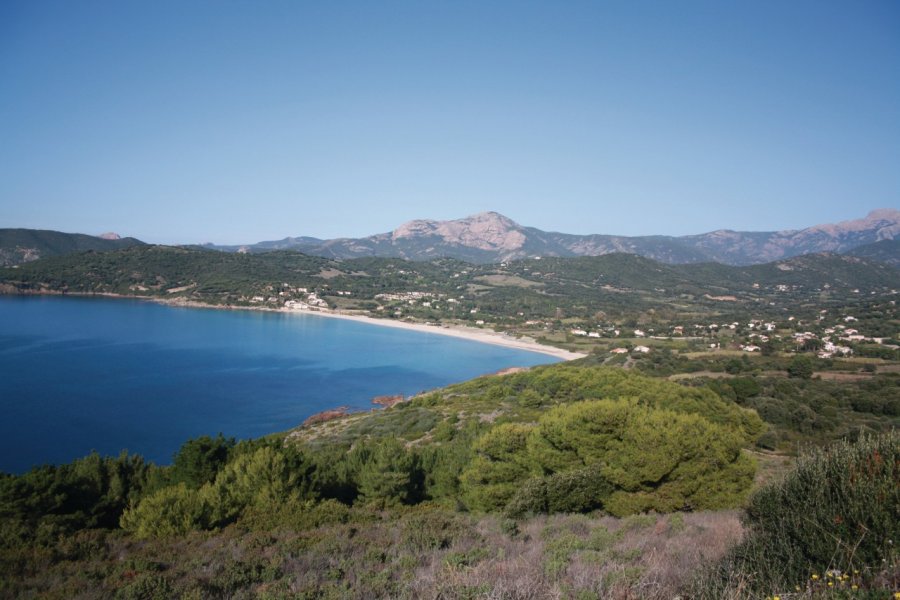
[0,229,144,267]
[204,208,900,266]
[2,208,898,268]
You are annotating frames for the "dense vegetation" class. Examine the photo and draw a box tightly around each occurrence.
[696,431,900,598]
[0,228,143,267]
[0,364,900,598]
[2,247,899,597]
[2,245,898,340]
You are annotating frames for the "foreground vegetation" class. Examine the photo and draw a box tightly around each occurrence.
[1,363,898,598]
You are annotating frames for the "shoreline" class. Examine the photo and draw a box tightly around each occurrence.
[161,297,586,361]
[5,291,586,361]
[289,309,586,361]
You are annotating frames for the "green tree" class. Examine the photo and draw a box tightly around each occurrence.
[170,433,235,488]
[205,445,313,525]
[351,437,419,507]
[787,355,814,379]
[461,398,758,516]
[459,423,534,511]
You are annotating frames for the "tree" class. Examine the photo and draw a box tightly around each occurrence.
[170,433,235,488]
[460,398,757,516]
[787,355,814,379]
[459,423,534,511]
[351,438,419,507]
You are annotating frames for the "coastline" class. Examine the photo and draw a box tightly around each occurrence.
[161,297,586,361]
[3,291,585,361]
[290,309,586,361]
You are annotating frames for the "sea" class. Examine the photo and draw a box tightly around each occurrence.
[0,296,558,473]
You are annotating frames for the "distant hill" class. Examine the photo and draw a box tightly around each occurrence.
[211,209,900,266]
[0,229,145,267]
[845,238,900,268]
[3,244,897,318]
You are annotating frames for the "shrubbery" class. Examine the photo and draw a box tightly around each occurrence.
[698,430,900,597]
[461,398,757,516]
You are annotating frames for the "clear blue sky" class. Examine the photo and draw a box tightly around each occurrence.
[1,1,898,244]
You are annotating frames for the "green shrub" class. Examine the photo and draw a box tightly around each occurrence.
[504,466,613,518]
[459,423,534,511]
[462,398,757,516]
[700,431,900,596]
[119,483,209,538]
[351,437,420,507]
[205,444,314,525]
[170,433,235,488]
[529,399,756,516]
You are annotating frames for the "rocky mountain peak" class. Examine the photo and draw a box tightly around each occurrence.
[801,208,900,239]
[391,212,527,251]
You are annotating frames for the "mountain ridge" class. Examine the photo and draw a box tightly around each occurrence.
[216,208,900,266]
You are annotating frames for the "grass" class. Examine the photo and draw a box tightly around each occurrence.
[1,508,745,599]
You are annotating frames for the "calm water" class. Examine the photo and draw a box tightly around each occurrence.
[0,296,557,473]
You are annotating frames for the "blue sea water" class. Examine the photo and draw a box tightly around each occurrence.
[0,296,558,473]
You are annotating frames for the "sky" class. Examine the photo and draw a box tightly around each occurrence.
[1,1,898,245]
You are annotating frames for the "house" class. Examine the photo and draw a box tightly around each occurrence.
[610,348,629,354]
[633,346,651,353]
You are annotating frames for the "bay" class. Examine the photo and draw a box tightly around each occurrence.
[0,296,558,473]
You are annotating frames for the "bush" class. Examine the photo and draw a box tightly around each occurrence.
[530,400,756,516]
[120,483,209,538]
[505,466,614,518]
[459,423,534,511]
[700,431,900,596]
[170,433,235,488]
[461,399,757,516]
[351,437,420,507]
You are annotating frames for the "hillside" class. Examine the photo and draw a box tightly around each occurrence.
[847,238,900,268]
[1,361,897,598]
[3,245,898,319]
[2,245,898,320]
[205,208,900,266]
[0,228,144,267]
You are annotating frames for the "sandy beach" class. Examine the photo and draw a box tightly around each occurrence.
[159,296,584,360]
[291,309,586,361]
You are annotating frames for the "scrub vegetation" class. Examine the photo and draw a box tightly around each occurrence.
[1,364,898,598]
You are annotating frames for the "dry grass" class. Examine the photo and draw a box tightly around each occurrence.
[405,511,743,600]
[2,509,745,599]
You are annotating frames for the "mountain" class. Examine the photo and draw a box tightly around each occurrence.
[0,229,145,267]
[224,209,900,266]
[845,238,900,268]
